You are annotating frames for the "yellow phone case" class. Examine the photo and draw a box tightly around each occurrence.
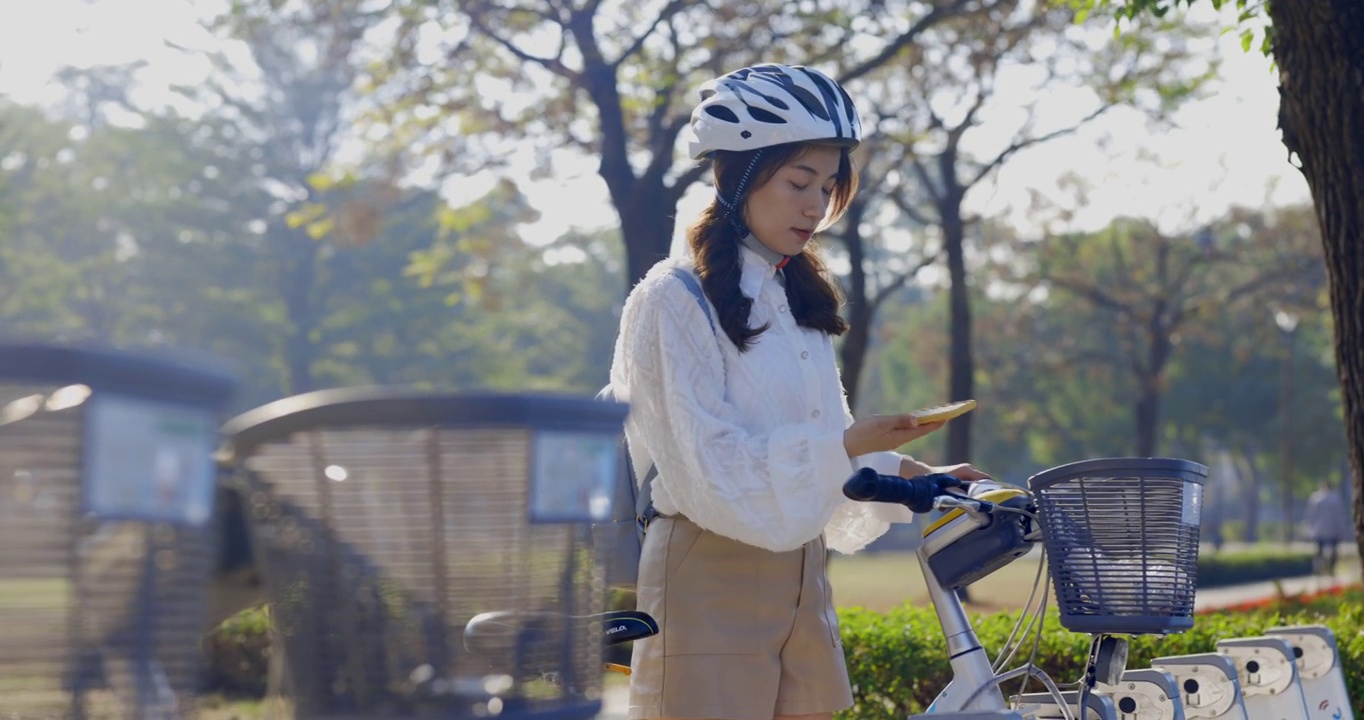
[910,399,977,423]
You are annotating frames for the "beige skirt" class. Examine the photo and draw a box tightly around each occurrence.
[627,515,853,720]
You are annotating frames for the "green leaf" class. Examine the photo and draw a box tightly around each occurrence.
[307,172,335,192]
[437,202,494,235]
[305,217,334,240]
[285,202,326,229]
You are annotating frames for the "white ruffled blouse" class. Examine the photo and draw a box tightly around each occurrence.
[607,246,915,554]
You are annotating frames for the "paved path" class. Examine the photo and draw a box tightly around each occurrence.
[1196,569,1360,610]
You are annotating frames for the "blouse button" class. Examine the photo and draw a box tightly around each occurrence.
[811,410,821,419]
[779,305,788,313]
[800,351,809,359]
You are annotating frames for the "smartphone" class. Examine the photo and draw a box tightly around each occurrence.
[910,399,976,423]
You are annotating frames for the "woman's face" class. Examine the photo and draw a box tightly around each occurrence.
[742,145,842,258]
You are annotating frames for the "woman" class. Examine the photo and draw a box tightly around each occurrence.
[607,63,987,720]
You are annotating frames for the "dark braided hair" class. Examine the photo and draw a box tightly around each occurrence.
[687,142,856,351]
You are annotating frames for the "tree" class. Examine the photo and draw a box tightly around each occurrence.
[836,2,1209,461]
[832,138,937,409]
[866,202,1338,541]
[1070,0,1364,590]
[1160,204,1339,541]
[287,0,1016,288]
[0,86,218,343]
[176,1,391,395]
[1023,212,1320,457]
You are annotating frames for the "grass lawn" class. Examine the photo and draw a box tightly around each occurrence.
[828,548,1049,614]
[198,695,293,720]
[0,576,69,610]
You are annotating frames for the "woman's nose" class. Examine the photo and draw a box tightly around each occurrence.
[803,195,826,219]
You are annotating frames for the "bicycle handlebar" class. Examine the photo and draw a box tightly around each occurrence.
[841,467,966,513]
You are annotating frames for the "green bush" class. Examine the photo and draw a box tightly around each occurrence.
[1197,549,1314,587]
[837,602,1363,718]
[202,604,273,697]
[208,584,1361,712]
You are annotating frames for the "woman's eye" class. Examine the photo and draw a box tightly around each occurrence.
[791,182,809,191]
[821,187,834,197]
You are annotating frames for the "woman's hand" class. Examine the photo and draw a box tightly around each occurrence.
[843,415,944,458]
[933,463,991,482]
[899,458,991,482]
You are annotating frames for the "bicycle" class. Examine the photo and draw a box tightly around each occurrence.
[842,457,1209,719]
[457,457,1205,720]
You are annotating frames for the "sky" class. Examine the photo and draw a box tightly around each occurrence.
[0,0,1312,253]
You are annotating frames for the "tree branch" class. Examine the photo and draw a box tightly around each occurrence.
[907,153,943,206]
[969,104,1113,188]
[1048,276,1133,315]
[666,159,711,206]
[612,0,694,67]
[840,0,976,83]
[889,187,937,227]
[870,251,940,312]
[465,5,580,82]
[956,85,989,140]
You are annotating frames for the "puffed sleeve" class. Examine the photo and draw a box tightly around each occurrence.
[820,363,916,554]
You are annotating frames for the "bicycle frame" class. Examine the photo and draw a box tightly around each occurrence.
[922,562,1008,711]
[911,489,1073,716]
[919,505,1013,713]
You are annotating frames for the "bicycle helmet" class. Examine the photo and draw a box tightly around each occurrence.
[686,63,861,160]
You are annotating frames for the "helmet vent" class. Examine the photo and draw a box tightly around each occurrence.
[704,105,740,123]
[747,106,786,124]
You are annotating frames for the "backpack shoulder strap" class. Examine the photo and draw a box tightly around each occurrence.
[632,267,718,531]
[667,266,716,335]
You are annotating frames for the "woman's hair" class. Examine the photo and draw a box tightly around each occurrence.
[687,142,857,351]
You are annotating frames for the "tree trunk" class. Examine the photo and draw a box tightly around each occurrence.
[1266,0,1364,568]
[281,230,319,395]
[839,200,873,410]
[578,56,683,288]
[1235,450,1261,543]
[1280,327,1296,544]
[1134,388,1159,458]
[619,179,681,289]
[942,193,974,463]
[1134,327,1172,457]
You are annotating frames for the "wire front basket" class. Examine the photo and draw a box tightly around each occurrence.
[1028,458,1208,635]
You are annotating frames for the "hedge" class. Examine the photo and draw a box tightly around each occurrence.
[204,598,1361,714]
[837,599,1362,719]
[1197,548,1315,587]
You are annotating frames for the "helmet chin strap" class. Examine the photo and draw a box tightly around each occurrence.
[739,233,791,270]
[716,149,766,239]
[715,148,792,271]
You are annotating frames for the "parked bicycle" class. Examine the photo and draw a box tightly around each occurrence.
[843,457,1209,719]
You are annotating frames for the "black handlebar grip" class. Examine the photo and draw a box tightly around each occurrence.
[842,468,965,513]
[841,467,885,502]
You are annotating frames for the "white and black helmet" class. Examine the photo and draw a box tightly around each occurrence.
[685,63,862,160]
